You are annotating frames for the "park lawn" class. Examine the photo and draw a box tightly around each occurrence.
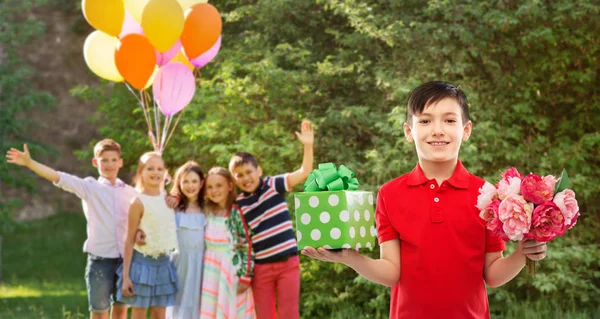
[0,213,88,318]
[1,213,598,319]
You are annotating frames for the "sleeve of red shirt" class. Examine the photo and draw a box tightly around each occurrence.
[477,178,506,253]
[485,228,506,252]
[375,186,399,244]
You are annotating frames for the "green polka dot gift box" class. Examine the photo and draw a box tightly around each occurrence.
[294,163,377,250]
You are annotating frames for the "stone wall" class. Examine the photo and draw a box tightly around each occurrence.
[6,6,101,220]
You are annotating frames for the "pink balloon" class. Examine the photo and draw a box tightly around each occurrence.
[156,40,182,66]
[153,62,196,117]
[119,11,143,38]
[189,36,221,68]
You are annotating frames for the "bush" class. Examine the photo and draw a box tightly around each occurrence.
[73,0,600,316]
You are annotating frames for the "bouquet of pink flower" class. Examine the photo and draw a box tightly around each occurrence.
[478,167,579,276]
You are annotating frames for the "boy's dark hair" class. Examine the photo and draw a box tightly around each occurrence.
[407,81,470,125]
[229,152,259,170]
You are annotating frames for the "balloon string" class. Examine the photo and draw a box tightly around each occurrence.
[195,69,202,87]
[143,91,159,152]
[124,82,153,138]
[160,115,171,154]
[147,90,160,152]
[143,92,159,151]
[163,109,185,152]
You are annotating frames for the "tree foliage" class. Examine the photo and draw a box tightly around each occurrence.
[73,0,600,317]
[0,0,55,193]
[0,0,54,238]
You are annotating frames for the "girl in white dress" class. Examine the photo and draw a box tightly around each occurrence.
[118,152,178,319]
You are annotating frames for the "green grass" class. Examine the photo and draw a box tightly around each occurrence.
[1,213,599,319]
[0,213,88,318]
[496,302,600,319]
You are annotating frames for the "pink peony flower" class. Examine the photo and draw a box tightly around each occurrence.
[520,174,555,205]
[543,175,557,191]
[497,176,521,200]
[526,202,566,242]
[553,189,579,229]
[497,167,524,200]
[502,167,523,182]
[477,181,498,211]
[479,200,509,241]
[479,200,500,223]
[498,194,533,241]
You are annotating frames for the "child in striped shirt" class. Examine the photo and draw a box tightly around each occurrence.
[229,120,314,319]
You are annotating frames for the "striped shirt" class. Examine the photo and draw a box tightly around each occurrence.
[236,174,298,264]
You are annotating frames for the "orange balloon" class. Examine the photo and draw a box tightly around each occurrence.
[115,34,157,90]
[180,4,222,60]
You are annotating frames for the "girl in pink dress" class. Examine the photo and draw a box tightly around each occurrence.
[200,167,255,319]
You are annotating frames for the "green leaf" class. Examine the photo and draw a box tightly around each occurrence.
[553,169,571,195]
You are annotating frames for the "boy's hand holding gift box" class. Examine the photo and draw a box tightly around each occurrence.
[294,163,377,250]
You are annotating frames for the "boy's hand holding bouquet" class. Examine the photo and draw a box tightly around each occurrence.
[478,168,579,276]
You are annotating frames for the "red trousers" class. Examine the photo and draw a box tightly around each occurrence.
[251,255,300,319]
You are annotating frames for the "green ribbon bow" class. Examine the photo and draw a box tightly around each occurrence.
[303,163,359,192]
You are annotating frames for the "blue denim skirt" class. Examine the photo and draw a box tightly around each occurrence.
[116,250,178,308]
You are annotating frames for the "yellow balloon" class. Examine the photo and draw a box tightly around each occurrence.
[144,66,159,89]
[142,0,185,52]
[170,51,195,71]
[83,31,124,82]
[82,0,125,37]
[178,0,208,11]
[124,0,150,23]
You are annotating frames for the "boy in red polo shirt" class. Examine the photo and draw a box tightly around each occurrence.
[301,81,548,319]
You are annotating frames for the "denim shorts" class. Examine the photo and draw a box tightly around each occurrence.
[85,254,126,312]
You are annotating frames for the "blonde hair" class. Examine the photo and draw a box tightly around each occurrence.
[133,152,166,191]
[93,139,121,158]
[204,167,237,215]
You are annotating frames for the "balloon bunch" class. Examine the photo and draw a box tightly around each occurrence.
[81,0,222,153]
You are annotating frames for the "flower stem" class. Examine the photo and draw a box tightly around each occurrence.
[526,258,536,277]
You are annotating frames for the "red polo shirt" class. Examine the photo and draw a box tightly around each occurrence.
[376,160,506,319]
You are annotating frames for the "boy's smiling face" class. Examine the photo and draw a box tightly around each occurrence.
[92,150,123,182]
[231,163,262,194]
[403,97,472,164]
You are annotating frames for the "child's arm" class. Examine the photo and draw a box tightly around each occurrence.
[165,194,180,209]
[236,210,254,294]
[6,144,59,183]
[122,198,144,297]
[483,240,547,287]
[302,239,401,287]
[287,120,314,188]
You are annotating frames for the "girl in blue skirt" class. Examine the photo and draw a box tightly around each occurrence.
[118,152,179,319]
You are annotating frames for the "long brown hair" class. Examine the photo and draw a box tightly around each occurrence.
[132,152,165,191]
[204,167,237,215]
[170,161,205,212]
